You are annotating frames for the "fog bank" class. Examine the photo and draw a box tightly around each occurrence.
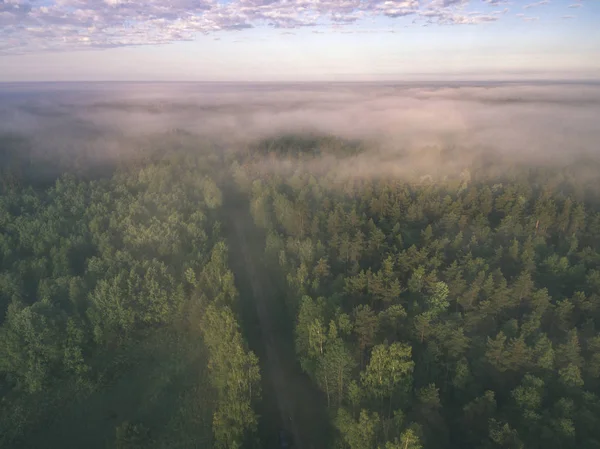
[1,81,599,178]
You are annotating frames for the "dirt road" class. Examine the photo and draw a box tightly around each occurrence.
[223,193,331,449]
[231,217,303,448]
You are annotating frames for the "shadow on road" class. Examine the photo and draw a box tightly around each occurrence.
[222,188,332,449]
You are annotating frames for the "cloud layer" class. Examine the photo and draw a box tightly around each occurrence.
[1,0,511,53]
[2,81,600,180]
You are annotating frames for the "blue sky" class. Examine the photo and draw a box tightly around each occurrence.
[1,0,599,81]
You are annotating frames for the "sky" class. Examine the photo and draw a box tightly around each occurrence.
[1,0,599,81]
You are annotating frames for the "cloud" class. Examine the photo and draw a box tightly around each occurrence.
[523,0,549,9]
[568,3,581,7]
[417,5,498,25]
[0,0,516,53]
[445,13,497,24]
[562,14,576,18]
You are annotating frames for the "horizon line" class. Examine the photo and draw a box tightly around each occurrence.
[1,78,600,85]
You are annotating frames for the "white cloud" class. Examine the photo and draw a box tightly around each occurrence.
[523,0,549,9]
[0,0,532,53]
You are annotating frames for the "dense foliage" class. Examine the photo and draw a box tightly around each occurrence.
[3,130,600,449]
[0,140,260,449]
[234,143,600,449]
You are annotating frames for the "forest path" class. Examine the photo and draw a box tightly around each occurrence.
[222,190,331,449]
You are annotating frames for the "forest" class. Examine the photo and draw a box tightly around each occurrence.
[0,134,261,448]
[232,136,600,449]
[2,83,600,449]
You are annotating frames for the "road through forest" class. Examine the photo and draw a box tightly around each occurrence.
[223,191,331,449]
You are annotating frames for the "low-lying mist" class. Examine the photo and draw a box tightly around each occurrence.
[1,81,600,182]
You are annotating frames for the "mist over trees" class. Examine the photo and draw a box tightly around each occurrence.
[236,146,600,449]
[0,138,260,448]
[2,82,600,449]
